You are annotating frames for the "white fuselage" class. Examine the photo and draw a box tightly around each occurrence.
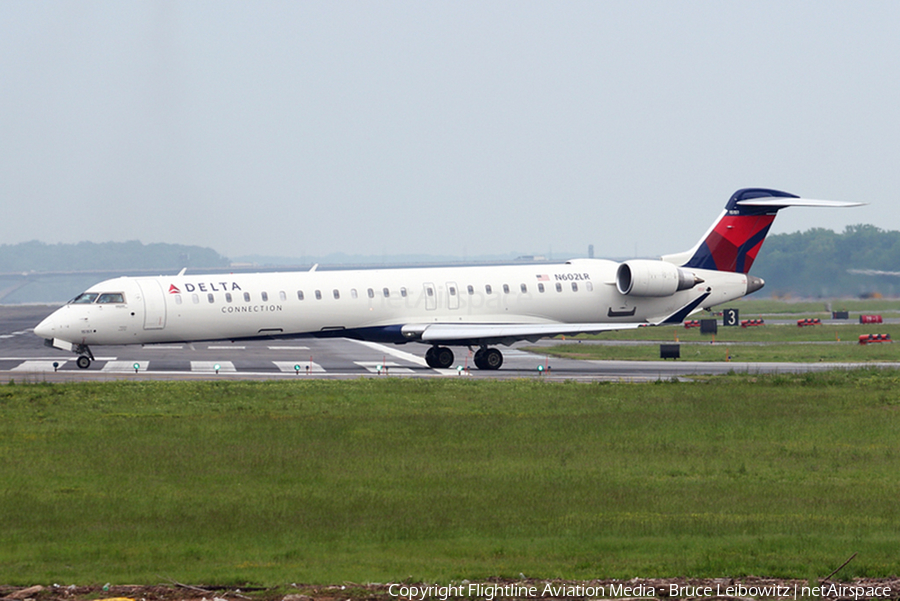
[35,258,751,349]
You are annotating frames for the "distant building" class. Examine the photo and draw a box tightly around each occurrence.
[514,255,548,262]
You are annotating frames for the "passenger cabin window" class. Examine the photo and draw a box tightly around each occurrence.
[426,287,434,297]
[71,293,99,304]
[521,283,527,293]
[467,285,474,295]
[208,293,215,303]
[175,295,183,305]
[368,288,375,298]
[262,292,269,302]
[485,284,492,295]
[572,282,578,292]
[225,293,233,303]
[97,293,124,304]
[333,289,340,300]
[315,290,322,300]
[556,283,563,292]
[192,294,200,304]
[401,287,408,297]
[586,282,593,292]
[383,288,390,298]
[502,284,510,294]
[279,291,287,301]
[538,283,545,293]
[297,290,305,300]
[449,286,456,296]
[243,292,251,302]
[351,289,358,299]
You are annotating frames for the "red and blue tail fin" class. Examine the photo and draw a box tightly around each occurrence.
[663,188,863,273]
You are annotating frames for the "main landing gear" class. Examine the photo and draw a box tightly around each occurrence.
[473,347,503,370]
[424,346,504,370]
[424,346,455,369]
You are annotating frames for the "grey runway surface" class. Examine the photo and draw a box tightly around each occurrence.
[2,305,894,382]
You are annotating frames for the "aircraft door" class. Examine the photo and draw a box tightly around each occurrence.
[135,278,167,330]
[446,282,459,310]
[424,283,437,310]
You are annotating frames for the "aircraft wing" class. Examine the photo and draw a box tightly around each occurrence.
[407,291,712,346]
[413,322,646,347]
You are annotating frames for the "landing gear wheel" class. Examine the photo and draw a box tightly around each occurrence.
[76,355,92,369]
[474,347,503,370]
[426,346,455,369]
[473,348,485,369]
[425,347,438,368]
[435,346,454,369]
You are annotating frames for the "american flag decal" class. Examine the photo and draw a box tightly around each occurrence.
[536,274,549,281]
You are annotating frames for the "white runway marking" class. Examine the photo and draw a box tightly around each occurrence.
[102,361,149,373]
[345,339,461,375]
[345,339,428,366]
[191,361,237,372]
[355,361,415,374]
[0,330,32,339]
[273,361,325,373]
[268,346,311,350]
[12,360,67,371]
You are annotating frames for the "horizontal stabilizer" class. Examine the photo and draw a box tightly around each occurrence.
[736,198,865,209]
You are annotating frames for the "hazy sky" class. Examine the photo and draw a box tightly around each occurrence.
[2,1,896,261]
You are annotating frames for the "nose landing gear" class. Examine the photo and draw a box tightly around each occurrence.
[74,344,95,369]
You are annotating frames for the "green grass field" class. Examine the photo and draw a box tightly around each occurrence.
[2,375,900,585]
[725,298,900,315]
[533,331,900,363]
[528,309,900,362]
[531,340,900,362]
[575,322,900,344]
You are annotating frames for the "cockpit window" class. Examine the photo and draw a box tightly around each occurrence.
[70,292,99,304]
[97,293,125,304]
[70,292,125,304]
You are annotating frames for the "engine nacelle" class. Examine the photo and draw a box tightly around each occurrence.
[616,260,701,297]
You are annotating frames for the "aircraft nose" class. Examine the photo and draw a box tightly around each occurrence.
[34,312,59,340]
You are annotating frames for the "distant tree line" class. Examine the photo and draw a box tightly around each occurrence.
[753,225,900,298]
[0,240,230,273]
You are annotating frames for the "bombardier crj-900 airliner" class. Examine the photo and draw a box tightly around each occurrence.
[35,189,861,370]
